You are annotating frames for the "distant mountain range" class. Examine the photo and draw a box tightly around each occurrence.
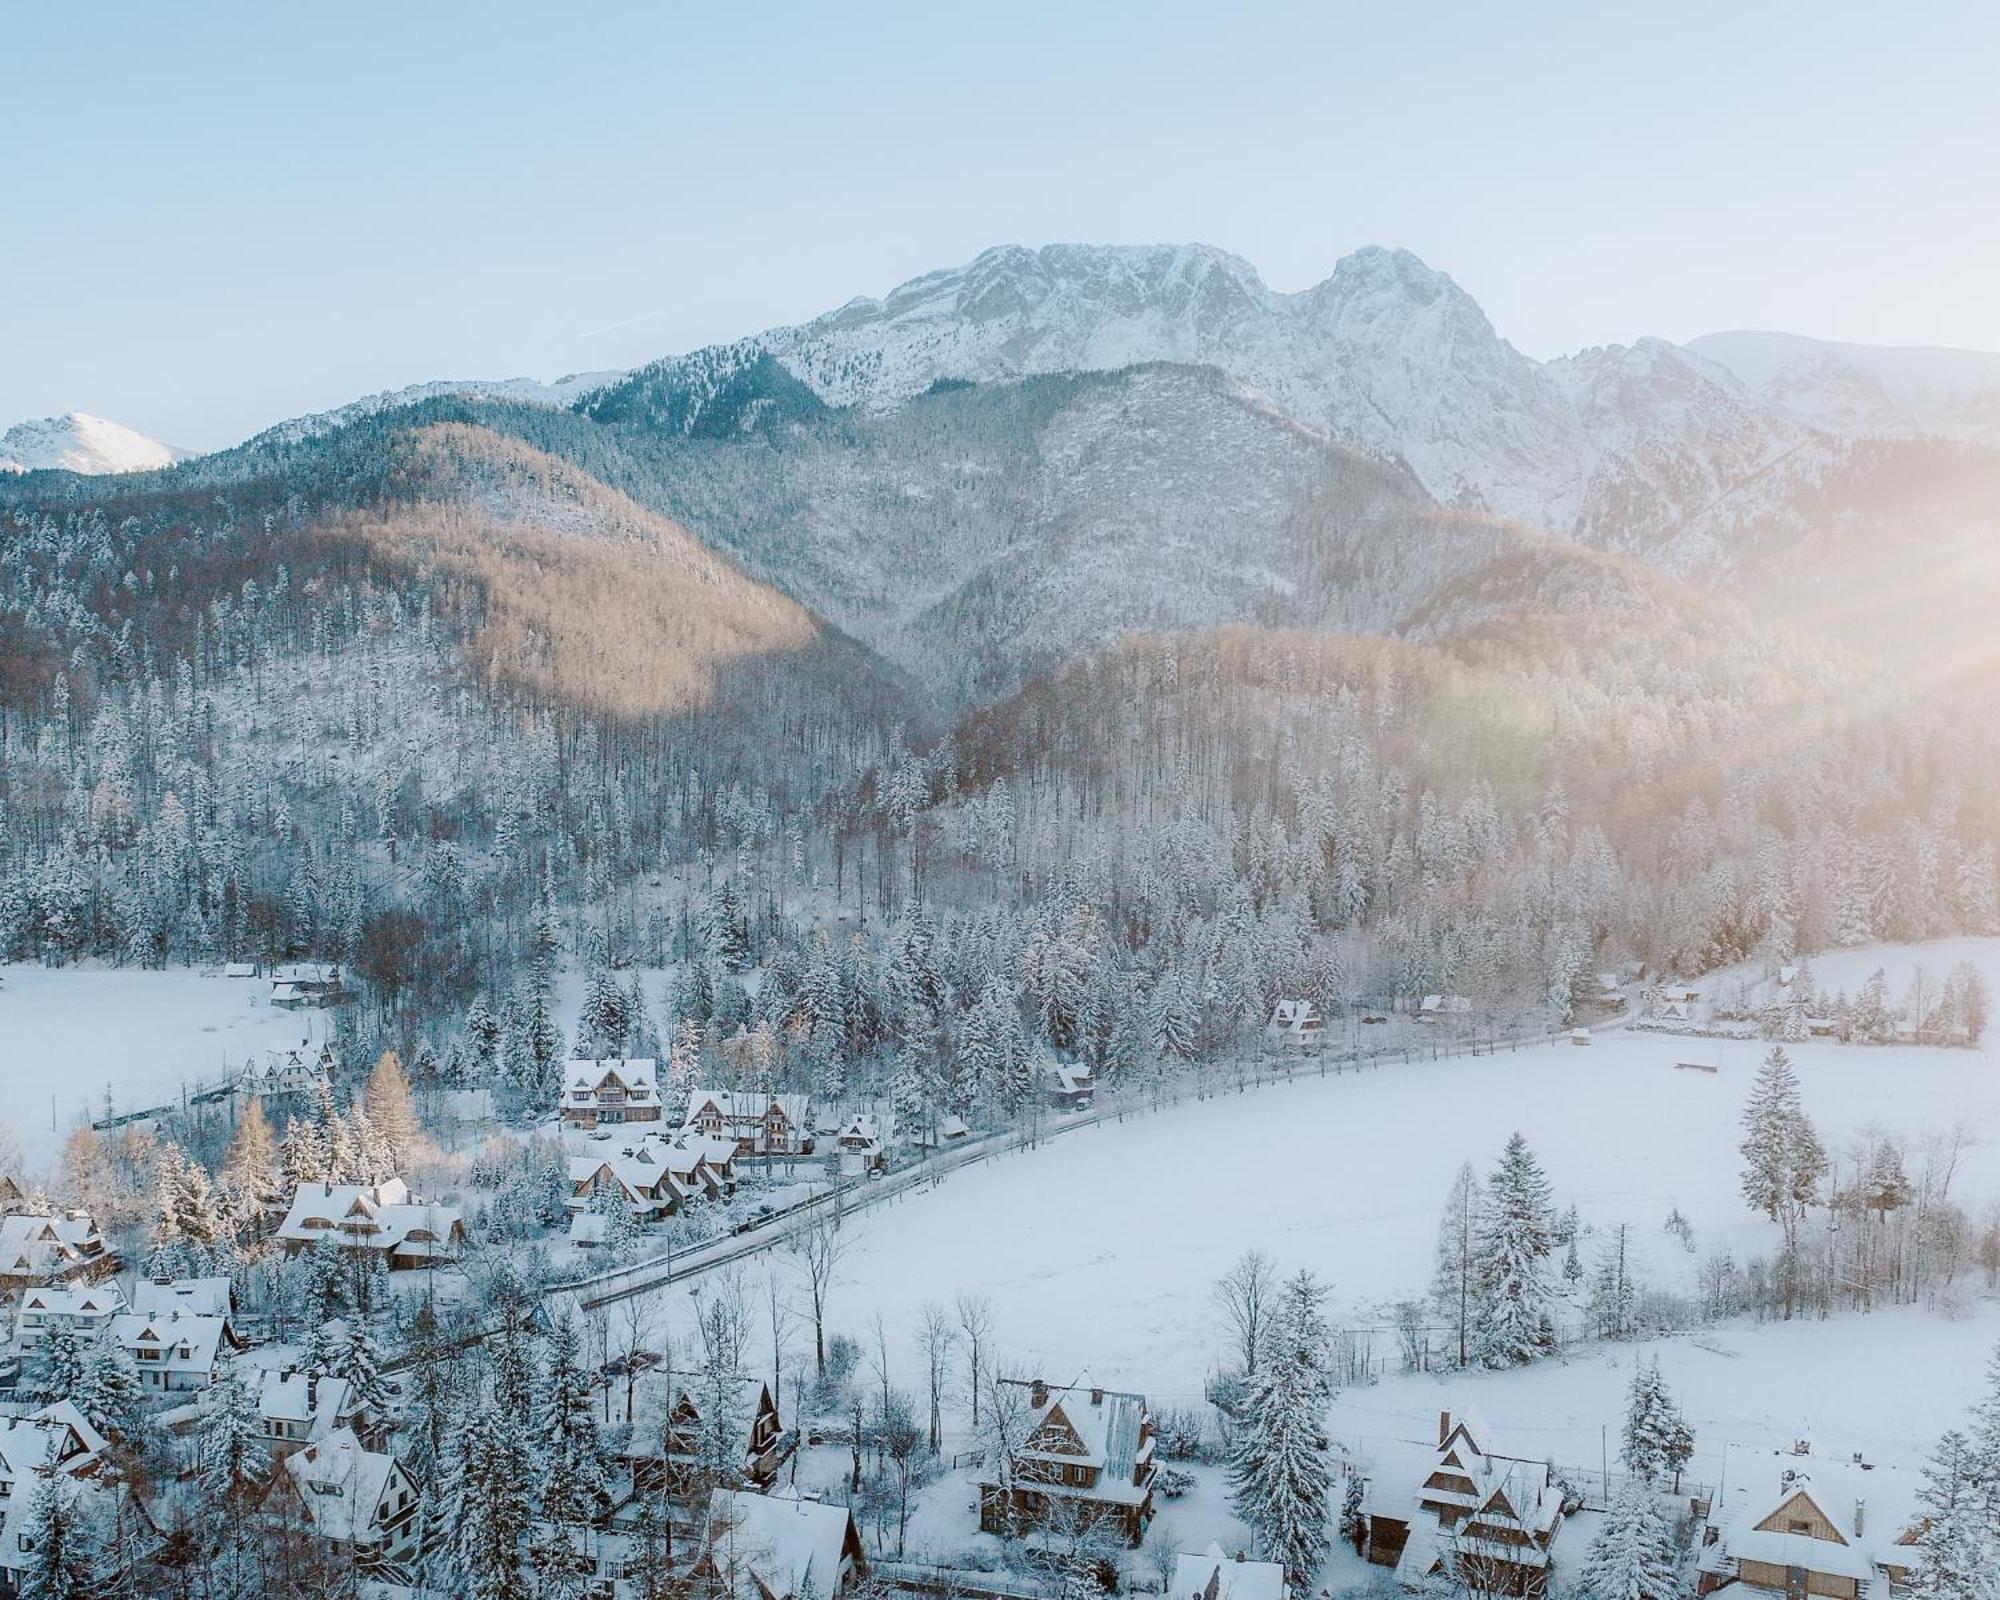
[10,242,2000,694]
[0,410,190,475]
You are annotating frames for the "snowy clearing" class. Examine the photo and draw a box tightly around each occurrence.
[0,963,324,1168]
[629,940,2000,1493]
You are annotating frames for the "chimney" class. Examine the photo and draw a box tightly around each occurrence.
[1030,1378,1048,1408]
[1854,1500,1865,1537]
[1090,1387,1104,1407]
[1439,1411,1452,1448]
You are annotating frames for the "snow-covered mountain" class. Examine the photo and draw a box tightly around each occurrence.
[586,243,1813,551]
[0,411,189,475]
[1690,330,2000,449]
[247,370,627,449]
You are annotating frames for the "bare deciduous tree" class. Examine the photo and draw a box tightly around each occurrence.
[791,1209,847,1377]
[1215,1248,1276,1376]
[915,1300,957,1454]
[955,1290,993,1427]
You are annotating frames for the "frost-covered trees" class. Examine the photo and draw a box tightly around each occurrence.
[33,1320,85,1402]
[1473,1133,1557,1367]
[1620,1361,1693,1489]
[15,1473,95,1600]
[1907,1430,2000,1600]
[363,1048,420,1169]
[537,1312,611,1531]
[1590,1224,1639,1340]
[71,1326,142,1438]
[1431,1162,1479,1368]
[1228,1276,1333,1585]
[1572,1479,1680,1600]
[442,1398,537,1600]
[1738,1046,1826,1317]
[199,1370,268,1502]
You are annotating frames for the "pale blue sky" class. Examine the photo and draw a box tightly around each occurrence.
[5,0,1996,450]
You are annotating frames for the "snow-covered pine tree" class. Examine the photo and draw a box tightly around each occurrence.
[334,1314,393,1416]
[576,945,631,1058]
[1965,1339,2000,1505]
[14,1472,95,1600]
[1738,1045,1827,1317]
[33,1319,84,1402]
[1907,1429,2000,1600]
[1227,1291,1332,1586]
[198,1369,268,1502]
[1473,1132,1557,1367]
[1620,1361,1694,1489]
[450,1398,537,1600]
[72,1326,143,1439]
[280,1113,330,1187]
[536,1311,611,1531]
[1338,1470,1366,1553]
[1571,1478,1680,1600]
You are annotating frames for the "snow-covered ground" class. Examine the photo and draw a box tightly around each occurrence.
[0,963,321,1168]
[789,1012,2000,1398]
[631,939,2000,1512]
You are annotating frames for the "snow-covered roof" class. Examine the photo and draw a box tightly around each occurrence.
[686,1089,810,1126]
[564,1059,663,1111]
[1172,1543,1287,1600]
[283,1426,405,1545]
[19,1282,127,1319]
[273,963,341,984]
[132,1275,232,1319]
[0,1405,111,1575]
[260,1370,358,1439]
[704,1489,858,1600]
[1701,1445,1921,1585]
[109,1309,231,1376]
[277,1179,463,1258]
[0,1211,104,1278]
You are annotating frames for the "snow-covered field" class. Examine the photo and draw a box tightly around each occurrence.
[638,939,2000,1496]
[794,1017,2000,1394]
[0,963,323,1168]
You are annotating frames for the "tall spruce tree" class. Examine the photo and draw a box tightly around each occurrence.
[1738,1046,1827,1317]
[1473,1132,1557,1367]
[1572,1479,1680,1600]
[1908,1430,2000,1600]
[1228,1286,1332,1585]
[1620,1361,1694,1489]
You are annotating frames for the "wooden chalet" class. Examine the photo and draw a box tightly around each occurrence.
[1359,1409,1566,1597]
[695,1489,866,1600]
[1695,1441,1922,1600]
[0,1211,112,1291]
[1266,999,1325,1047]
[622,1371,791,1498]
[683,1090,814,1157]
[109,1309,240,1393]
[562,1059,667,1130]
[275,1178,465,1269]
[259,1369,367,1458]
[275,1426,422,1569]
[979,1378,1157,1545]
[14,1282,128,1348]
[269,963,350,1009]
